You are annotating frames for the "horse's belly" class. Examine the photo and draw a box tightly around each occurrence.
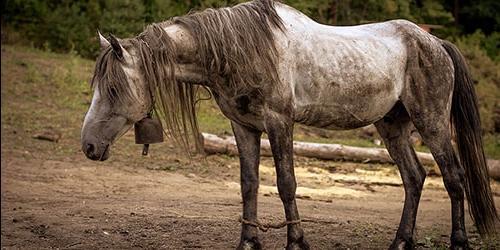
[294,100,394,130]
[286,36,405,130]
[293,80,400,130]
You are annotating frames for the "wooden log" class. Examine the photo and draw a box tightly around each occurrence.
[201,133,500,180]
[202,133,431,164]
[489,160,500,181]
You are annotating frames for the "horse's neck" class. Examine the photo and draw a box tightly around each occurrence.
[163,24,198,61]
[157,24,212,87]
[174,63,207,84]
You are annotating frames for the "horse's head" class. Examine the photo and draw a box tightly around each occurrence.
[81,33,151,161]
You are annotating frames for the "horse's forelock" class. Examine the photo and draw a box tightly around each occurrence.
[91,46,136,105]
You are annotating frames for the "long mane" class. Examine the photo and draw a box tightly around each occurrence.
[173,0,284,94]
[92,0,284,151]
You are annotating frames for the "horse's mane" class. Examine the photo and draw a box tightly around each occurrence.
[173,0,284,93]
[91,0,284,151]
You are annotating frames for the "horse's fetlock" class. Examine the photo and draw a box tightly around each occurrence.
[451,230,468,247]
[238,237,262,250]
[390,236,414,250]
[286,235,309,250]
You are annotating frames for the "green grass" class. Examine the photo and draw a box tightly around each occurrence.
[196,99,232,135]
[2,45,499,160]
[484,134,500,159]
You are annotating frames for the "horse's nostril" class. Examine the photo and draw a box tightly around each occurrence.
[85,143,95,155]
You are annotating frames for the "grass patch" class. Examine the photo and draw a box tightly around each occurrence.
[484,134,500,159]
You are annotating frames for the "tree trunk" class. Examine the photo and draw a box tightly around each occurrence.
[453,0,460,25]
[330,0,338,25]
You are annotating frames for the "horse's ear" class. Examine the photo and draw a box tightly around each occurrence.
[98,30,110,50]
[108,33,125,60]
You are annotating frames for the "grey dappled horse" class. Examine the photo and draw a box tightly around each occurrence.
[81,0,497,249]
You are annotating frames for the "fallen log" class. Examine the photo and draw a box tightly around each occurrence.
[202,133,500,180]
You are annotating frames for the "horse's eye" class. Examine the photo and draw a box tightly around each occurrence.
[109,87,118,100]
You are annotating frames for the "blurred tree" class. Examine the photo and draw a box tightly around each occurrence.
[42,2,93,53]
[444,0,500,35]
[99,0,145,37]
[2,0,498,133]
[144,0,156,23]
[1,0,497,60]
[412,0,453,24]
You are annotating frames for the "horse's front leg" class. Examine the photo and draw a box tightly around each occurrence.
[232,122,262,250]
[265,114,309,250]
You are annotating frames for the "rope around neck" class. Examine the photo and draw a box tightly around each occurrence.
[239,216,301,232]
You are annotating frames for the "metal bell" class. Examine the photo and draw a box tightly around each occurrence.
[134,115,164,155]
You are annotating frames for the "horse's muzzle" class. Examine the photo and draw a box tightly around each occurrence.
[82,139,110,161]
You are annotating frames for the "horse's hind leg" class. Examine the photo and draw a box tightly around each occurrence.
[402,41,469,248]
[232,122,263,250]
[404,103,469,249]
[375,103,426,249]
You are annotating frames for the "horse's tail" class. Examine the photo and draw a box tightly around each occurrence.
[441,40,498,236]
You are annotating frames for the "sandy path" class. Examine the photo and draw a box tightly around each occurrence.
[2,153,499,249]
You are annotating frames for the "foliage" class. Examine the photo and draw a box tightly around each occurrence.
[285,0,453,25]
[453,0,500,35]
[3,0,151,57]
[1,0,498,135]
[3,0,496,59]
[452,31,500,134]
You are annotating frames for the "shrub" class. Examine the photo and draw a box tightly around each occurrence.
[453,32,500,133]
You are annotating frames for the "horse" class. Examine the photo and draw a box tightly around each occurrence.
[81,0,498,249]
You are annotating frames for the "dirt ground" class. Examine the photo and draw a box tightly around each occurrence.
[1,135,500,249]
[1,46,499,249]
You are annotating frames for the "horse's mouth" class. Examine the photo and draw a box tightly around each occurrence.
[98,144,110,161]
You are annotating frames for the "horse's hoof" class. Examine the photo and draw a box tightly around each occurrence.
[450,241,470,250]
[450,245,469,250]
[286,237,310,250]
[389,238,413,250]
[237,238,262,250]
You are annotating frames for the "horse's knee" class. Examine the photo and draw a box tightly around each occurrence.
[241,176,259,198]
[277,175,297,202]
